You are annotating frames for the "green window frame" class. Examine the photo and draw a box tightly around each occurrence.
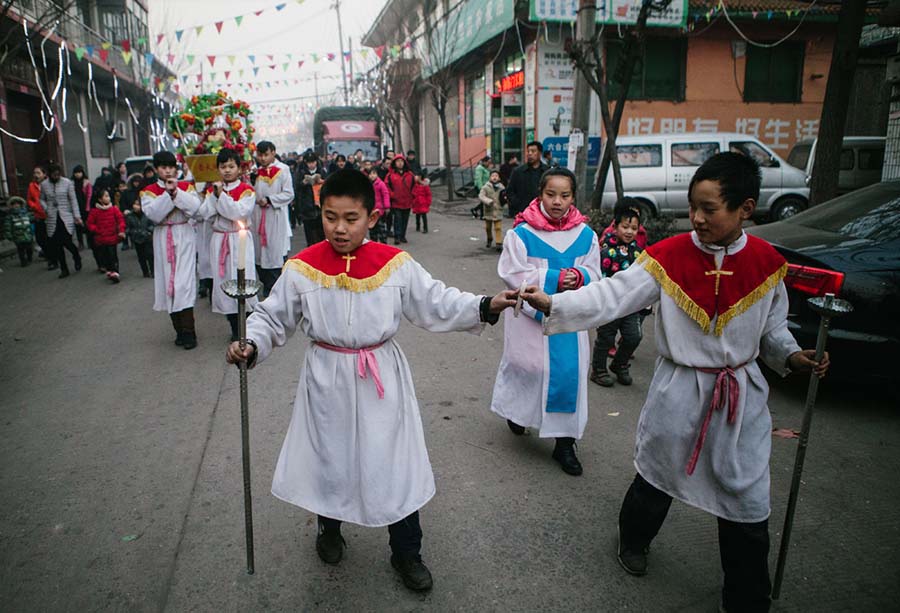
[743,42,805,103]
[606,37,686,102]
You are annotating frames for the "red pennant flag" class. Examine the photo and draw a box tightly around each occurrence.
[268,64,275,70]
[167,53,175,64]
[297,60,304,69]
[121,39,131,52]
[98,48,109,62]
[215,21,224,33]
[374,45,385,59]
[207,55,216,66]
[156,33,164,45]
[254,10,263,16]
[197,74,202,83]
[266,54,274,62]
[225,71,231,80]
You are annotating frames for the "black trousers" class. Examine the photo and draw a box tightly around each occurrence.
[51,218,81,274]
[592,312,643,372]
[302,216,325,247]
[256,265,281,298]
[619,473,771,612]
[392,208,410,241]
[96,244,119,273]
[34,219,49,257]
[134,241,154,276]
[415,213,428,232]
[319,511,422,556]
[16,242,33,266]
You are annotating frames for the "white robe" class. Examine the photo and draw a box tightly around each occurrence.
[246,252,485,527]
[197,181,259,315]
[195,213,214,281]
[491,222,601,439]
[542,231,801,522]
[251,161,294,269]
[142,182,202,313]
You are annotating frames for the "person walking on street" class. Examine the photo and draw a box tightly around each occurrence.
[412,171,432,233]
[3,197,35,266]
[405,149,422,176]
[470,156,492,219]
[71,165,92,249]
[86,187,126,283]
[293,151,326,247]
[386,155,415,244]
[478,170,505,251]
[126,199,155,278]
[40,163,83,278]
[506,142,547,218]
[499,154,519,185]
[28,165,52,267]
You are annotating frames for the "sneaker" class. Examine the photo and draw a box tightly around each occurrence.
[551,441,583,476]
[316,526,345,565]
[610,365,633,386]
[110,272,121,284]
[390,553,433,591]
[617,526,648,576]
[506,419,525,436]
[590,370,614,387]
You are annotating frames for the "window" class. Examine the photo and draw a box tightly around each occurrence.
[744,42,804,103]
[465,73,485,136]
[671,142,720,167]
[617,145,663,168]
[729,141,777,167]
[840,148,855,171]
[858,148,884,171]
[606,38,686,101]
[787,143,812,170]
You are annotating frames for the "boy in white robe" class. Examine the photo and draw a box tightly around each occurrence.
[491,168,601,476]
[226,169,517,592]
[522,153,829,612]
[141,151,202,349]
[251,141,294,298]
[197,148,259,342]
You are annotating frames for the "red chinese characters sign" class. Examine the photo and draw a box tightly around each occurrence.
[496,70,524,94]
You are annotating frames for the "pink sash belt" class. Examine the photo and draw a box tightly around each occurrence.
[214,229,238,278]
[686,362,748,476]
[314,341,386,399]
[161,221,188,297]
[258,207,268,247]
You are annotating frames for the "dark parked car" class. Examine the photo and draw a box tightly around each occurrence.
[747,181,900,382]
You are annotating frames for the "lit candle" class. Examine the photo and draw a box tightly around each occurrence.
[237,221,247,271]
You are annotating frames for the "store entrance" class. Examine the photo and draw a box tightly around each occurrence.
[491,90,522,166]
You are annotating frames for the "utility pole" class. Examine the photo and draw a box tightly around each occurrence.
[348,36,354,100]
[334,0,349,105]
[571,0,596,211]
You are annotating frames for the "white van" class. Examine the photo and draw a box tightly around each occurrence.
[787,136,885,195]
[600,132,810,222]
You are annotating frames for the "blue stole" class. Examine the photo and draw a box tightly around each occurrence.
[514,224,595,413]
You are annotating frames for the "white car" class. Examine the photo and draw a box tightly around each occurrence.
[600,132,810,222]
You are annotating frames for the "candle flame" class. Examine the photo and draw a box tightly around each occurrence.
[237,220,245,231]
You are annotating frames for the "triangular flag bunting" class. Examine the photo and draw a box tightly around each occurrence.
[207,55,216,66]
[122,50,133,64]
[276,3,286,10]
[253,67,260,76]
[144,52,154,64]
[215,21,224,34]
[175,30,184,41]
[74,47,86,60]
[286,53,292,60]
[228,55,236,65]
[374,45,384,59]
[360,49,368,58]
[282,62,288,71]
[254,10,263,16]
[268,64,276,70]
[239,69,245,77]
[235,15,244,27]
[210,72,216,80]
[98,48,109,62]
[142,77,150,86]
[225,71,231,80]
[297,60,304,69]
[186,54,195,64]
[195,25,204,36]
[137,36,147,46]
[101,41,112,50]
[121,39,131,52]
[248,54,256,64]
[167,53,175,64]
[156,34,165,45]
[312,53,319,62]
[197,74,202,83]
[85,45,94,56]
[327,53,335,61]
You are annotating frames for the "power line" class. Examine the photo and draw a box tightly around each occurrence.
[720,0,819,48]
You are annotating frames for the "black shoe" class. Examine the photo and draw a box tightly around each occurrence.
[143,271,151,278]
[182,333,197,350]
[590,370,614,387]
[506,419,525,435]
[47,263,58,271]
[175,333,185,346]
[486,239,492,249]
[422,229,428,233]
[552,440,583,476]
[400,238,408,244]
[617,527,648,576]
[610,365,633,386]
[390,553,433,591]
[394,239,401,245]
[58,271,70,279]
[74,259,82,271]
[316,526,345,565]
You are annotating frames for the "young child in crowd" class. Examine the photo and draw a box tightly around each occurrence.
[226,168,516,593]
[478,169,505,251]
[126,200,155,278]
[590,204,644,387]
[368,168,391,243]
[521,152,829,612]
[198,148,258,342]
[142,150,202,349]
[28,165,50,265]
[86,188,126,283]
[490,168,601,476]
[4,197,34,266]
[412,171,432,233]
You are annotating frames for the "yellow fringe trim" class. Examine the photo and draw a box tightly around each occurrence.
[713,262,788,336]
[636,251,711,334]
[283,251,411,293]
[255,172,281,185]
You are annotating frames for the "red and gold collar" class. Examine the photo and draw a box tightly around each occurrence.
[284,240,410,292]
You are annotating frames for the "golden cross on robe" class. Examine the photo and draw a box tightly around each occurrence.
[341,254,357,273]
[705,269,734,296]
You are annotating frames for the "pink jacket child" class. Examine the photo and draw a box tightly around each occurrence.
[412,178,432,214]
[372,175,391,215]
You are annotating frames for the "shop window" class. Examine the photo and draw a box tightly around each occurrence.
[606,38,685,101]
[671,142,720,167]
[617,145,663,168]
[743,42,804,103]
[465,73,485,137]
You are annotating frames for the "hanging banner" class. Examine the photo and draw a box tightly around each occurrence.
[529,0,687,27]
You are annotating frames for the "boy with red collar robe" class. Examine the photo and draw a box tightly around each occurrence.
[141,151,202,349]
[522,153,829,613]
[225,169,517,592]
[251,141,294,298]
[197,148,259,341]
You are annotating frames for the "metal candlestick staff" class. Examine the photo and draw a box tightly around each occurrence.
[222,269,263,575]
[772,292,852,599]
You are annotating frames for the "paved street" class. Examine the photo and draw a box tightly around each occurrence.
[2,206,898,612]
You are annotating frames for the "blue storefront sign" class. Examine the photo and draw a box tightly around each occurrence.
[542,136,602,166]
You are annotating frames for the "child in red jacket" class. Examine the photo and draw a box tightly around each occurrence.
[412,171,432,233]
[86,188,126,283]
